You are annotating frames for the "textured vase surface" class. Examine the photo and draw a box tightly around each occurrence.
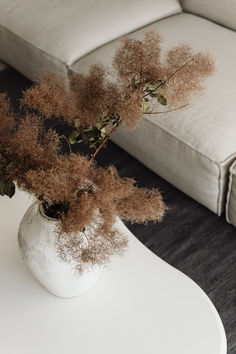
[18,202,102,298]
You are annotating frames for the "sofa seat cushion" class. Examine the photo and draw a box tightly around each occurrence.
[226,161,236,226]
[71,13,236,215]
[0,0,181,80]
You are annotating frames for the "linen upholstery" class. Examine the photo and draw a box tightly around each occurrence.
[71,13,236,215]
[226,161,236,227]
[181,0,236,32]
[0,0,181,80]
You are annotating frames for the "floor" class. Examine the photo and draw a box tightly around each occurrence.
[1,66,235,353]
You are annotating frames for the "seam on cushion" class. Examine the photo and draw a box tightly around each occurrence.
[0,24,68,69]
[216,163,223,216]
[229,159,236,174]
[225,160,236,223]
[219,152,236,166]
[217,153,236,216]
[0,11,182,69]
[217,154,236,216]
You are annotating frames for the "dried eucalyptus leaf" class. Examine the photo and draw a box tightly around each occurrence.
[84,125,93,132]
[74,119,80,128]
[142,102,150,113]
[89,143,96,149]
[157,94,167,105]
[0,180,15,198]
[158,84,167,95]
[96,121,102,130]
[69,130,80,144]
[145,81,161,90]
[150,92,157,98]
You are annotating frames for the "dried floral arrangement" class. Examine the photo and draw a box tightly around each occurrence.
[0,30,214,272]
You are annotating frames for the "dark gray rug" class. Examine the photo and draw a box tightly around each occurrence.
[1,67,235,353]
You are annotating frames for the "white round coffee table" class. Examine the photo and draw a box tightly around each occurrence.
[0,189,227,354]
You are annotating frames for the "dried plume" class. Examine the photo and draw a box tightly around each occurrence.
[0,97,166,272]
[1,29,215,273]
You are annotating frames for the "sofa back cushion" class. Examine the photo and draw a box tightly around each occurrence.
[0,0,181,80]
[181,0,236,31]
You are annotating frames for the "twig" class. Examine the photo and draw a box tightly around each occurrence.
[91,120,122,159]
[145,104,189,115]
[142,58,194,99]
[61,134,72,154]
[89,59,193,161]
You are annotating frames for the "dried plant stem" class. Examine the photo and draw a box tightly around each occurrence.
[142,58,194,99]
[92,120,122,159]
[61,134,72,154]
[145,104,189,115]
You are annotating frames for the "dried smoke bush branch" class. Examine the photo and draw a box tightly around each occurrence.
[163,45,215,106]
[0,97,165,271]
[4,114,60,185]
[112,30,163,86]
[116,187,166,224]
[120,88,143,129]
[70,64,123,127]
[21,157,165,236]
[20,150,165,271]
[0,29,215,272]
[20,30,214,152]
[0,94,16,136]
[57,225,128,274]
[21,72,79,123]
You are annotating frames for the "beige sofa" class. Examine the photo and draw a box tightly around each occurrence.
[0,0,236,226]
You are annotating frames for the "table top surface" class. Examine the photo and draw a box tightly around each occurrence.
[0,189,227,354]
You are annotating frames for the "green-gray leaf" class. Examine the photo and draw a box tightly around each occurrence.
[74,119,80,128]
[96,121,103,130]
[84,125,93,132]
[142,102,150,113]
[0,180,15,198]
[69,130,80,144]
[157,94,167,105]
[150,92,158,98]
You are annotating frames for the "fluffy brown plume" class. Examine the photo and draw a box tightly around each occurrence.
[21,72,79,123]
[1,30,215,272]
[0,94,16,135]
[70,64,123,127]
[163,45,215,105]
[0,98,165,273]
[21,29,214,132]
[112,30,163,86]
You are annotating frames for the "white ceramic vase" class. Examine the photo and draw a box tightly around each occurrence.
[18,202,102,298]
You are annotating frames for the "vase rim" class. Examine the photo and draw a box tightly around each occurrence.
[38,202,61,223]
